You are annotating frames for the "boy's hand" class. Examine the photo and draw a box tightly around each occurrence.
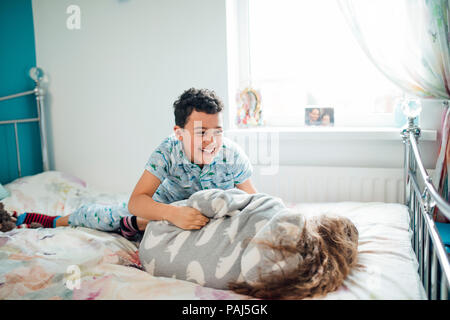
[168,206,209,230]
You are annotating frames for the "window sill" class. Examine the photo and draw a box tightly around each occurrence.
[225,126,437,141]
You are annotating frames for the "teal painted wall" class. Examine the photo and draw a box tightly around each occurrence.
[0,0,42,184]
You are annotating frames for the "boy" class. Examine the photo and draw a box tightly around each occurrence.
[125,88,257,234]
[15,88,257,239]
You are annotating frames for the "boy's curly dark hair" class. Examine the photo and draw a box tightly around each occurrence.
[173,88,224,128]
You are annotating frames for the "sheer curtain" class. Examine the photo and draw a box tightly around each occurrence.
[339,0,450,222]
[338,0,450,99]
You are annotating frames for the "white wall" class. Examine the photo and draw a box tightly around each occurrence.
[32,0,229,193]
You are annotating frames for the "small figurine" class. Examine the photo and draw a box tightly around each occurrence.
[236,87,264,127]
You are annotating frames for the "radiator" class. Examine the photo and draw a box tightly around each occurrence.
[251,166,412,204]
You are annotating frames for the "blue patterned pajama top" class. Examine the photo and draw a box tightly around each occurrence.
[145,134,253,204]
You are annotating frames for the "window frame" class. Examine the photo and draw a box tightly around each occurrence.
[226,0,405,130]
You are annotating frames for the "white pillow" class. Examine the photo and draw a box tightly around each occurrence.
[1,170,130,217]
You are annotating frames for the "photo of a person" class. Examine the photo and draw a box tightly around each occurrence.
[305,107,334,126]
[305,108,321,126]
[321,113,331,126]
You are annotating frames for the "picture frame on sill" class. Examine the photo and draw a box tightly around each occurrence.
[305,107,334,126]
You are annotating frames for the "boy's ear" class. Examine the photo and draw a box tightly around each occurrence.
[174,126,183,141]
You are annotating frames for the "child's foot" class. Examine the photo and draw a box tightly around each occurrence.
[119,216,140,240]
[16,212,61,228]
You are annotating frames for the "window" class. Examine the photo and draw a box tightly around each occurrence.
[227,0,404,128]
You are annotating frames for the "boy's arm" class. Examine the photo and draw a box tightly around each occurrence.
[128,170,209,229]
[128,170,174,221]
[236,178,257,194]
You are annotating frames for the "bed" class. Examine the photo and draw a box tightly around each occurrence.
[0,69,447,300]
[0,171,425,299]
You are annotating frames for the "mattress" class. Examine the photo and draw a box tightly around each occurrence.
[0,171,426,300]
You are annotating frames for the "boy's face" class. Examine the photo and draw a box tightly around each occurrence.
[174,110,223,165]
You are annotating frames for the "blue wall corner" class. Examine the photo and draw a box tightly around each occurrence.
[0,0,43,184]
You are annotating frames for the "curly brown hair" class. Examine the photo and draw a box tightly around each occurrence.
[173,88,224,128]
[228,214,359,300]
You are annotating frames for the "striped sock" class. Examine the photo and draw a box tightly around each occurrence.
[17,212,59,228]
[120,216,139,239]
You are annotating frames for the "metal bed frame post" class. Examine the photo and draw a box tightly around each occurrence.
[401,114,450,300]
[35,80,49,172]
[0,67,49,177]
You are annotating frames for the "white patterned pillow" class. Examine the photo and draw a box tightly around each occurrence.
[1,171,129,217]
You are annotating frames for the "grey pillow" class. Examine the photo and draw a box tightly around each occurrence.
[138,188,305,289]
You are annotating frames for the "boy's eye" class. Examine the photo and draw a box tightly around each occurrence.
[195,130,223,136]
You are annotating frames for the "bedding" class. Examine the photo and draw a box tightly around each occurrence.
[0,171,426,299]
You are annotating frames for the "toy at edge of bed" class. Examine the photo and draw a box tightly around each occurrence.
[0,203,43,231]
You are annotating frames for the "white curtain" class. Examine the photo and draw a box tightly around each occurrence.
[339,0,450,221]
[338,0,450,99]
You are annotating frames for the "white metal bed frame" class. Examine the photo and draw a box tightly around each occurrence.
[402,116,450,300]
[0,67,49,178]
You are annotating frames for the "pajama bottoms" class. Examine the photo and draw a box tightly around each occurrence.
[68,203,132,231]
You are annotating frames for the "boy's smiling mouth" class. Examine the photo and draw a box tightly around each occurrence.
[201,145,216,155]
